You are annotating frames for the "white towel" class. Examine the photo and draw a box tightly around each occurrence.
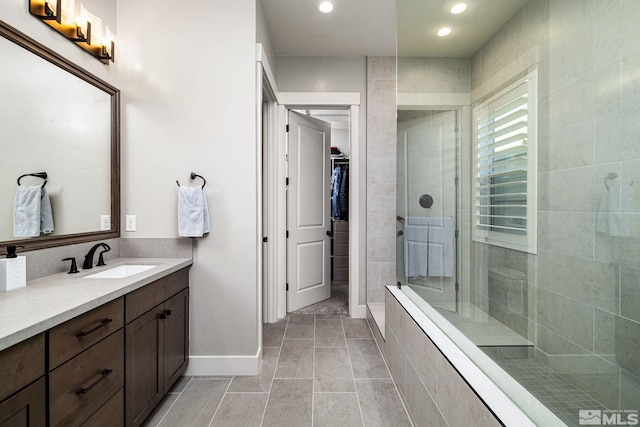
[40,187,54,234]
[404,216,454,278]
[13,185,42,237]
[178,186,210,237]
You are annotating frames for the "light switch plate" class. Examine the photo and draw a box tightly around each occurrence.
[125,215,136,232]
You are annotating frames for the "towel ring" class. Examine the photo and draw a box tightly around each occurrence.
[17,172,48,188]
[176,172,206,188]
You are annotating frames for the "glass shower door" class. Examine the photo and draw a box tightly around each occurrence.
[397,109,458,312]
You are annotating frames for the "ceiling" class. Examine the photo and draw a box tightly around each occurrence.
[260,0,527,58]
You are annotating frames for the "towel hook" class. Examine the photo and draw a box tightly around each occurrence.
[176,172,206,188]
[17,172,48,188]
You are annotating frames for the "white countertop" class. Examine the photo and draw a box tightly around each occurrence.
[0,257,192,351]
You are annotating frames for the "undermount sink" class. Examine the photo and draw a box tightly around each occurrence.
[85,264,157,279]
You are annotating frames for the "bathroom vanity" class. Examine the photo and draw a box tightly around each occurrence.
[0,258,191,427]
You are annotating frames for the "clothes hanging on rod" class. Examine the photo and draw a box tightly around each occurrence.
[331,162,349,220]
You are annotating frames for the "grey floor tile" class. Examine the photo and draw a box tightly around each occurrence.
[275,339,314,378]
[315,319,347,347]
[263,319,288,347]
[228,347,279,392]
[285,314,315,339]
[342,317,373,339]
[262,379,313,427]
[356,379,412,427]
[347,339,391,379]
[210,393,268,427]
[158,378,230,427]
[316,314,342,319]
[141,393,179,427]
[314,347,356,392]
[167,376,192,393]
[313,393,363,427]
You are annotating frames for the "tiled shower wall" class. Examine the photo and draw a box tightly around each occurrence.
[470,0,640,408]
[366,57,397,303]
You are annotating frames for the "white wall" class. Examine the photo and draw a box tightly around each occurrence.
[117,0,259,369]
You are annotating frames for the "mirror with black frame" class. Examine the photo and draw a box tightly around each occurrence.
[0,20,120,256]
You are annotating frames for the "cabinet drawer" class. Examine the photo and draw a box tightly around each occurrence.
[0,334,44,403]
[80,388,123,427]
[49,329,124,427]
[49,298,124,369]
[126,268,188,323]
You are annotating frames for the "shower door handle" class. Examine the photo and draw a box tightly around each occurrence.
[326,230,333,237]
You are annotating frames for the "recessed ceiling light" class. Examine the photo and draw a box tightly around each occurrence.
[317,0,335,13]
[437,27,452,37]
[450,3,467,14]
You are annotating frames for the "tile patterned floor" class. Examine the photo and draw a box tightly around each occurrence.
[142,314,412,427]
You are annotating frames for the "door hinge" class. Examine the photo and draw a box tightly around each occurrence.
[455,177,459,186]
[455,230,459,239]
[286,283,289,291]
[286,124,289,132]
[286,230,289,238]
[286,177,289,186]
[262,237,268,243]
[455,282,459,291]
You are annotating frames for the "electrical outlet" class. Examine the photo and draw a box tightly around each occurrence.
[125,215,136,232]
[100,215,111,231]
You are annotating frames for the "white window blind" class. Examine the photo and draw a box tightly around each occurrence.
[472,70,537,254]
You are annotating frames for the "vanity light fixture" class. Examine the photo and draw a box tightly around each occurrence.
[437,27,452,37]
[318,0,335,14]
[450,3,468,14]
[29,0,115,64]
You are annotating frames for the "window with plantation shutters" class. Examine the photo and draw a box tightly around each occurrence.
[472,70,538,254]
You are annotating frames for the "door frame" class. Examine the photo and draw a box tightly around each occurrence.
[258,44,365,322]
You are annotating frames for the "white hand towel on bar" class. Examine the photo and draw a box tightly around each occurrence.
[40,187,54,234]
[14,185,42,237]
[178,186,210,237]
[404,216,454,278]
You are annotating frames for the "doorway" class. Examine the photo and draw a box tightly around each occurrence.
[286,109,350,315]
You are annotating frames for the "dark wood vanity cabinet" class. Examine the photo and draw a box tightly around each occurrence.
[0,334,46,427]
[125,269,189,427]
[0,266,189,427]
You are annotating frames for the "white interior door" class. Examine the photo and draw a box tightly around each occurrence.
[287,111,331,312]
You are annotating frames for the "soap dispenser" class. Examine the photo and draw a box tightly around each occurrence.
[0,245,26,292]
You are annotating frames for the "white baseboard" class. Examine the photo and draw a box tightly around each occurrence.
[185,349,261,376]
[351,304,367,319]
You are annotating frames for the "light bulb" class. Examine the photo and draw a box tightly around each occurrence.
[437,27,452,37]
[318,0,334,13]
[450,3,467,14]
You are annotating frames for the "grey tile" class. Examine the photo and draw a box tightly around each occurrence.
[613,314,640,378]
[316,314,342,319]
[621,266,640,323]
[405,363,446,427]
[342,317,373,338]
[285,314,315,339]
[347,339,390,379]
[407,319,438,394]
[355,379,411,427]
[262,379,312,427]
[536,288,594,351]
[313,393,363,427]
[168,376,192,393]
[315,319,346,347]
[314,347,355,392]
[275,339,314,379]
[435,358,501,427]
[228,347,279,392]
[385,329,407,397]
[158,378,229,427]
[263,319,288,347]
[141,393,179,427]
[210,393,268,427]
[621,369,640,410]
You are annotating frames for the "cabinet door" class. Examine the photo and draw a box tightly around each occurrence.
[125,309,162,427]
[0,378,45,427]
[162,289,189,391]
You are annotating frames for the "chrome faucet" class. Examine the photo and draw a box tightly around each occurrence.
[82,243,111,269]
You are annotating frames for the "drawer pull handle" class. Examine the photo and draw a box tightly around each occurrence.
[76,318,113,338]
[76,369,113,395]
[158,309,172,320]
